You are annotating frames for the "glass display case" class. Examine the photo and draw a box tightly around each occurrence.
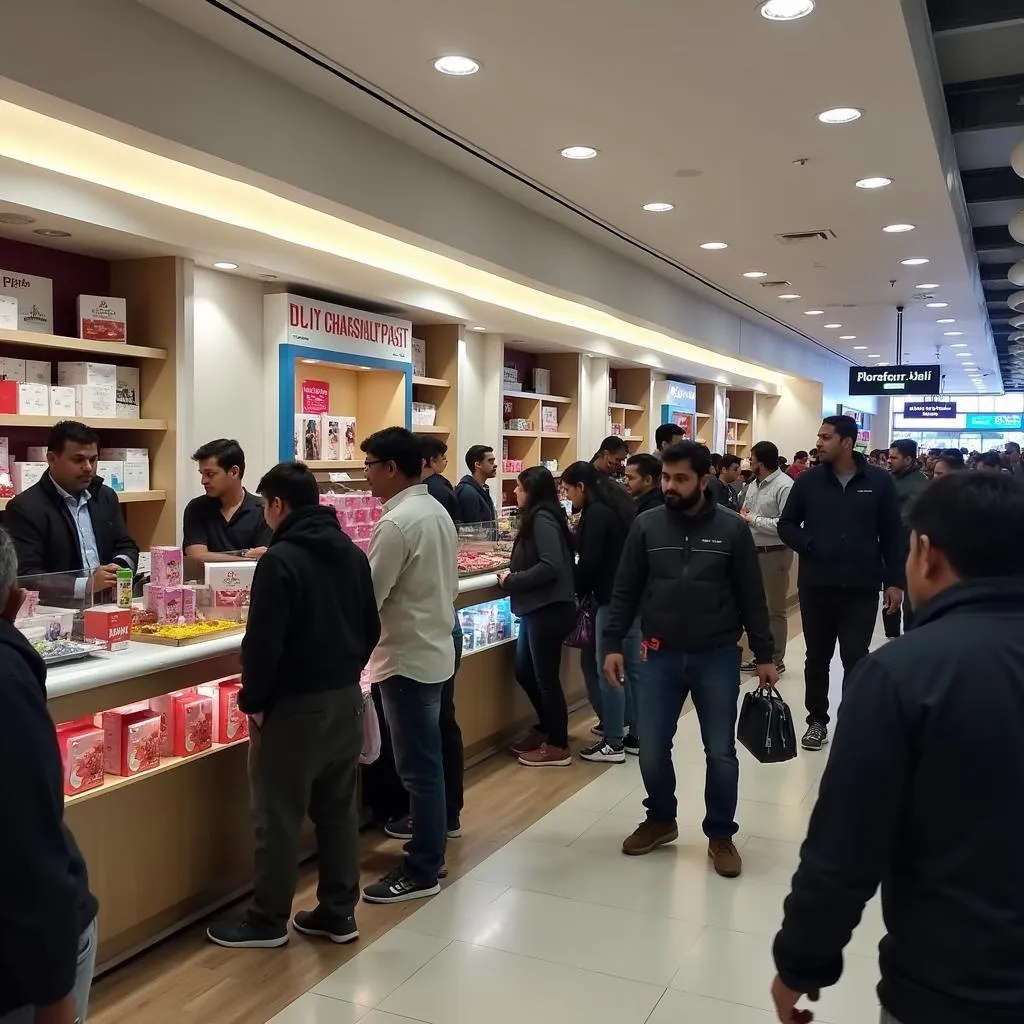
[14,569,105,664]
[457,517,516,576]
[458,595,519,655]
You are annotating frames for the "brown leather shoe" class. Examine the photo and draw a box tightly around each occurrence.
[510,729,546,757]
[708,838,742,878]
[622,820,679,856]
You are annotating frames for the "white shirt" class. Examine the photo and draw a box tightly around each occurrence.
[367,484,459,685]
[742,469,794,547]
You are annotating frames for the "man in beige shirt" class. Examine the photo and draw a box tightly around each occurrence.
[739,441,794,674]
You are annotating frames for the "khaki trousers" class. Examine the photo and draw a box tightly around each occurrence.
[757,547,794,664]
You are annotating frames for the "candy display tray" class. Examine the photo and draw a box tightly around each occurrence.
[131,624,245,647]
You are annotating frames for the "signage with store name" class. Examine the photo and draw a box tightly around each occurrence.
[265,293,412,364]
[666,380,696,405]
[904,401,957,419]
[848,365,941,396]
[965,412,1024,430]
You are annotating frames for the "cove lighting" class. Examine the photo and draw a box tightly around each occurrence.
[700,241,729,250]
[778,293,801,300]
[743,271,768,278]
[642,202,674,212]
[760,0,815,21]
[560,146,598,160]
[900,258,929,266]
[433,56,480,76]
[926,302,948,308]
[883,223,915,233]
[855,176,893,189]
[213,261,238,270]
[818,107,862,124]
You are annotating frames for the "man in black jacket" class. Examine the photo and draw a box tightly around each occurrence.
[207,462,380,950]
[778,415,904,752]
[454,444,497,524]
[0,527,98,1024]
[772,472,1024,1024]
[604,442,775,877]
[419,436,460,523]
[624,452,664,513]
[5,421,138,598]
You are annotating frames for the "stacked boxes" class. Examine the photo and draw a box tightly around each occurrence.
[318,492,382,555]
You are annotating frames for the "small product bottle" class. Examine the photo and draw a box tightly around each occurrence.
[116,566,134,609]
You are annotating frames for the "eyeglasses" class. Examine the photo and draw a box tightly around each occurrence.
[363,459,384,470]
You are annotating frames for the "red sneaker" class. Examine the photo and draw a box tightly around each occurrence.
[510,728,546,757]
[518,743,572,767]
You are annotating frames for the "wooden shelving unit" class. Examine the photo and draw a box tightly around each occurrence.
[0,490,165,512]
[412,324,460,462]
[0,327,168,362]
[725,389,755,455]
[695,382,716,447]
[0,415,168,430]
[608,368,651,451]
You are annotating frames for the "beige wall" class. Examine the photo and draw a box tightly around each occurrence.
[755,376,824,462]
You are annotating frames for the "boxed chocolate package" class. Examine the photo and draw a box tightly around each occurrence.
[78,295,127,343]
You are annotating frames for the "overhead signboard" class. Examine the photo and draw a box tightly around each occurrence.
[848,365,941,396]
[904,401,957,419]
[965,412,1024,430]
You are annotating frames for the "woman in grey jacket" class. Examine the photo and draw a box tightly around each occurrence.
[498,466,576,767]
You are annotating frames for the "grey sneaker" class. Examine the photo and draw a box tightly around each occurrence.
[801,722,828,751]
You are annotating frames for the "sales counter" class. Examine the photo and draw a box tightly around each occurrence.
[47,571,585,970]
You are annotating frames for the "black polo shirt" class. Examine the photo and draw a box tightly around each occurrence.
[182,489,272,554]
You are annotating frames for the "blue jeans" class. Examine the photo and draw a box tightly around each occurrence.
[0,916,98,1023]
[378,676,446,883]
[581,606,642,746]
[638,646,741,838]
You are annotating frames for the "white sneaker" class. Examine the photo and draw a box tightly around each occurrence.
[580,741,626,763]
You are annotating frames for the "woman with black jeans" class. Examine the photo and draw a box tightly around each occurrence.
[498,466,576,767]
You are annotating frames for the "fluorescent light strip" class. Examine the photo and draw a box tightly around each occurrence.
[0,100,785,386]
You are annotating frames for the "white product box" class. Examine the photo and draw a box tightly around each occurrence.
[533,367,551,395]
[0,295,17,330]
[295,414,321,461]
[13,462,47,492]
[49,386,76,417]
[57,361,116,387]
[0,437,9,471]
[26,446,47,462]
[0,269,52,333]
[100,447,149,463]
[123,460,150,492]
[205,561,257,592]
[0,358,25,382]
[411,401,437,426]
[78,295,127,343]
[411,337,426,377]
[24,360,51,386]
[74,384,116,419]
[17,383,49,416]
[97,460,124,492]
[115,365,140,417]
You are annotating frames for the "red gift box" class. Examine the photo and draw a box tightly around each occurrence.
[172,693,213,757]
[149,689,196,756]
[102,707,161,776]
[55,723,105,797]
[197,678,248,744]
[84,605,132,651]
[0,379,16,414]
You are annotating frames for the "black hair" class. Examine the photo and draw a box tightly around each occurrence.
[513,465,573,555]
[465,444,494,473]
[592,435,629,460]
[710,452,723,473]
[937,449,966,471]
[890,438,917,460]
[1007,441,1021,455]
[626,452,662,482]
[419,436,448,463]
[751,440,780,471]
[257,461,320,509]
[721,453,742,471]
[793,450,808,461]
[560,460,636,532]
[192,438,246,478]
[661,440,712,477]
[47,420,99,454]
[907,472,1024,578]
[977,451,1003,470]
[361,426,423,479]
[821,414,859,445]
[655,423,685,449]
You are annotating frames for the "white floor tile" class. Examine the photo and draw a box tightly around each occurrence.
[398,878,510,940]
[647,989,777,1024]
[378,940,665,1024]
[312,928,450,1008]
[268,994,370,1023]
[400,885,705,986]
[516,802,606,846]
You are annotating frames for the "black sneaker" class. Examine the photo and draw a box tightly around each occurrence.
[384,815,413,840]
[740,658,758,673]
[206,912,288,949]
[590,723,604,737]
[292,908,359,944]
[580,740,626,763]
[363,867,441,904]
[801,722,828,751]
[623,733,640,756]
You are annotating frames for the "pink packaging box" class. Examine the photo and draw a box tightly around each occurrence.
[101,707,161,776]
[172,693,214,757]
[150,689,196,756]
[355,523,372,541]
[150,546,183,587]
[55,723,105,797]
[197,677,249,744]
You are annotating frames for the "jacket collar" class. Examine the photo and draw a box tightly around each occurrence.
[893,463,924,482]
[823,451,868,481]
[40,471,104,507]
[912,577,1024,629]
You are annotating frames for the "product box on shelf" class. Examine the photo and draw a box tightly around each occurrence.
[0,269,52,333]
[172,692,214,757]
[78,295,127,343]
[123,460,150,491]
[83,605,132,651]
[13,462,47,493]
[102,706,161,776]
[115,365,140,417]
[26,446,47,462]
[533,367,551,395]
[0,437,10,470]
[502,459,523,474]
[101,447,149,463]
[412,401,437,426]
[146,585,196,625]
[57,361,117,387]
[197,678,248,744]
[25,360,51,386]
[205,562,254,620]
[0,358,25,382]
[295,414,321,461]
[74,384,116,419]
[17,382,48,416]
[411,337,426,376]
[150,546,183,587]
[49,386,76,417]
[502,364,520,391]
[55,722,105,797]
[0,380,14,414]
[541,407,559,432]
[0,295,17,330]
[97,460,124,492]
[149,689,196,756]
[320,415,356,461]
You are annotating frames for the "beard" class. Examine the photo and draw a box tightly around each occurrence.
[663,487,703,511]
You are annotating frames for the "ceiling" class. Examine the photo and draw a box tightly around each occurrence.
[928,0,1024,392]
[132,1,996,393]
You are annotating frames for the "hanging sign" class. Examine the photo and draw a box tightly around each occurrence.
[965,413,1024,430]
[301,379,330,415]
[848,365,940,396]
[904,401,957,419]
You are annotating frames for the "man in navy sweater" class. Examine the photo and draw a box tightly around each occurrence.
[772,472,1024,1024]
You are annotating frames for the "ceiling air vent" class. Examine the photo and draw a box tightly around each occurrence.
[774,229,837,244]
[760,280,792,288]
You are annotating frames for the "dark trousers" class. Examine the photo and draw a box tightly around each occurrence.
[799,586,879,725]
[514,601,576,748]
[638,646,740,838]
[378,675,446,883]
[249,688,364,927]
[882,591,915,638]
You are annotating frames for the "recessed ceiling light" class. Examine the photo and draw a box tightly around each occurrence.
[560,146,598,160]
[936,318,956,324]
[824,323,842,329]
[868,353,881,358]
[876,361,889,366]
[944,331,964,337]
[259,273,278,281]
[963,362,977,366]
[778,293,801,300]
[743,271,769,278]
[840,335,857,340]
[855,176,893,189]
[900,258,929,266]
[926,302,948,308]
[700,241,729,250]
[916,283,940,290]
[33,228,71,237]
[760,0,815,21]
[642,202,674,213]
[804,310,824,315]
[956,352,973,357]
[213,261,238,270]
[433,55,480,76]
[817,107,862,124]
[883,223,915,233]
[950,343,967,348]
[0,212,36,225]
[469,326,487,332]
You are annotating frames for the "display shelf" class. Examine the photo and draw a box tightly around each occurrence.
[0,414,168,430]
[504,390,571,404]
[0,490,166,511]
[412,325,460,462]
[503,429,538,438]
[623,435,645,444]
[726,417,750,426]
[725,389,755,456]
[608,368,652,447]
[412,375,451,388]
[696,411,711,419]
[305,460,364,471]
[64,737,249,807]
[0,326,168,361]
[539,431,572,439]
[463,636,516,658]
[608,402,645,412]
[414,425,450,435]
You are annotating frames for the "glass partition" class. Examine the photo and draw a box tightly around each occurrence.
[15,569,104,663]
[457,518,516,576]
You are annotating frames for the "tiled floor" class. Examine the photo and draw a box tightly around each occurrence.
[268,629,886,1024]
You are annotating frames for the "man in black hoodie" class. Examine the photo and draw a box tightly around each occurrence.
[772,472,1024,1024]
[0,526,98,1024]
[207,462,380,950]
[454,444,497,525]
[624,453,664,514]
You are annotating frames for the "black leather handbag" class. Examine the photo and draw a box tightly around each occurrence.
[737,685,798,764]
